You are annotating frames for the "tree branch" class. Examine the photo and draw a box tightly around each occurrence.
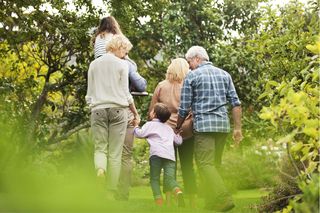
[278,169,297,180]
[286,142,302,180]
[259,194,302,209]
[47,121,90,145]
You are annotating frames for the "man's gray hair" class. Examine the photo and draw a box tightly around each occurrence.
[185,46,209,61]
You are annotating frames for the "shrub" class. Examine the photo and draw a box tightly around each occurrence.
[221,139,279,191]
[290,174,320,213]
[259,157,302,212]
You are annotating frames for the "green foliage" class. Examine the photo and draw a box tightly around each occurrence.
[1,1,319,212]
[221,143,278,191]
[259,156,302,212]
[0,0,100,144]
[258,23,320,213]
[290,174,320,213]
[214,0,319,108]
[0,114,264,212]
[132,138,150,186]
[259,39,319,179]
[108,0,266,106]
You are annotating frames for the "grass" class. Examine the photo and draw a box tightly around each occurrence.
[0,146,267,213]
[0,132,269,213]
[125,186,265,213]
[0,182,266,213]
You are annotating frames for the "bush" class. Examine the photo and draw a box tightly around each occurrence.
[290,174,320,213]
[132,138,150,186]
[221,138,279,191]
[259,157,303,212]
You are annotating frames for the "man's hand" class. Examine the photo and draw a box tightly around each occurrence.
[232,129,243,145]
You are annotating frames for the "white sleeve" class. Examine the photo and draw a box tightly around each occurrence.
[85,63,94,107]
[120,62,133,104]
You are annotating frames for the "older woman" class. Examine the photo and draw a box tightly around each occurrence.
[148,58,197,207]
[92,16,147,201]
[85,34,140,193]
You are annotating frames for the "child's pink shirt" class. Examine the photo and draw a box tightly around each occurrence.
[134,119,182,161]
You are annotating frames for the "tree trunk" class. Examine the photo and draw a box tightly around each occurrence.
[26,83,49,144]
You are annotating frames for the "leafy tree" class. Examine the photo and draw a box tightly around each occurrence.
[0,0,270,143]
[260,36,320,212]
[214,0,319,110]
[105,0,266,121]
[256,1,320,210]
[0,0,100,144]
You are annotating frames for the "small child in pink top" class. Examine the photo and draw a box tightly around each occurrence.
[134,103,185,207]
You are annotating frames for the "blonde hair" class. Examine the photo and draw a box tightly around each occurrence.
[166,58,190,83]
[106,34,133,53]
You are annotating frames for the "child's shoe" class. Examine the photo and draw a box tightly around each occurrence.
[174,188,185,207]
[155,197,164,206]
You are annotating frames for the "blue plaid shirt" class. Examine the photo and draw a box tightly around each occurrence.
[178,62,241,133]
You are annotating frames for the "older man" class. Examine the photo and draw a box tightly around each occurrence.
[176,46,242,212]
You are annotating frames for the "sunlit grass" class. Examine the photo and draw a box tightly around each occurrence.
[0,182,265,212]
[0,141,266,213]
[0,117,269,213]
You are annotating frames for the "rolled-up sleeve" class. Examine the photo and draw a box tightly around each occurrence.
[178,76,193,118]
[226,74,241,107]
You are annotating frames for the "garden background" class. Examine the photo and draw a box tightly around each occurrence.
[0,0,319,212]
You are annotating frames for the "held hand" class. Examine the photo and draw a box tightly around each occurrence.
[174,127,182,135]
[130,115,141,127]
[232,129,243,146]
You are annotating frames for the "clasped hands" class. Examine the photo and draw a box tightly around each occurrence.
[130,115,141,127]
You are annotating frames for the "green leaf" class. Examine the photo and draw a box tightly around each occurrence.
[276,130,297,145]
[303,127,318,138]
[267,80,279,87]
[259,107,273,120]
[301,146,311,156]
[290,142,303,152]
[258,92,269,100]
[306,162,317,174]
[300,81,307,90]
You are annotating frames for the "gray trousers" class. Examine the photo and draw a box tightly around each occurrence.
[194,132,232,208]
[91,107,128,190]
[116,126,134,200]
[116,109,135,200]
